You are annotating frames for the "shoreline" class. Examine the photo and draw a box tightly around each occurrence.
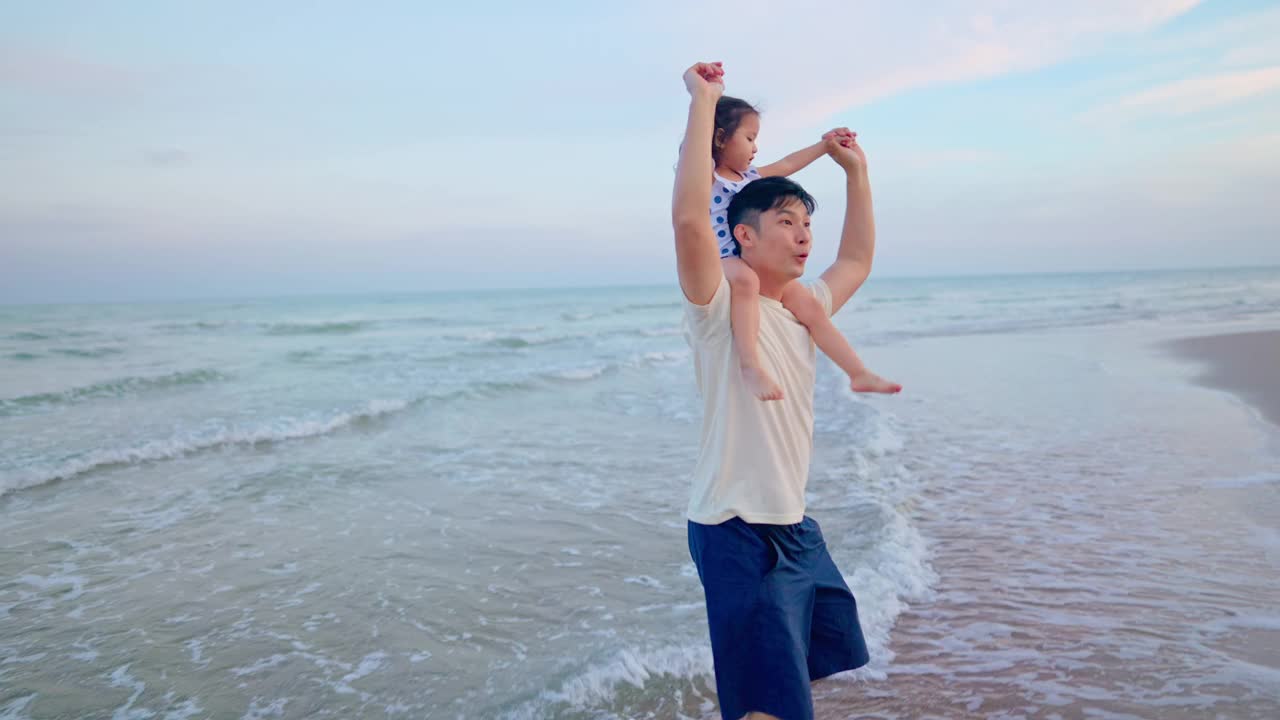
[1165,329,1280,429]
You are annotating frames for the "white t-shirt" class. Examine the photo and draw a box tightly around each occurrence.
[710,166,762,257]
[682,274,834,525]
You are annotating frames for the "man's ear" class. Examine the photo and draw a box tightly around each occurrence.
[732,223,753,251]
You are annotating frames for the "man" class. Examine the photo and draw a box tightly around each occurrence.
[673,61,878,720]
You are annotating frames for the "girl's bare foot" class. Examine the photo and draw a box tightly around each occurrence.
[741,365,784,401]
[850,370,902,394]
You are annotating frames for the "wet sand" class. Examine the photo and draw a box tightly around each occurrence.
[805,328,1280,719]
[1166,329,1280,428]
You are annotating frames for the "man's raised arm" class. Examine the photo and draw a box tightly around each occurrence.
[820,138,877,316]
[672,62,726,306]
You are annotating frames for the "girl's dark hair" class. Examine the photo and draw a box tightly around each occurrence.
[712,96,760,164]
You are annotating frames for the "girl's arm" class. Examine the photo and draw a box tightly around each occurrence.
[758,127,855,178]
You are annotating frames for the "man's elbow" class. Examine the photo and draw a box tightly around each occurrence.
[835,257,872,284]
[839,251,873,272]
[673,214,708,238]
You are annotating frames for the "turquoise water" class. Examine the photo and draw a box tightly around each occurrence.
[2,267,1279,718]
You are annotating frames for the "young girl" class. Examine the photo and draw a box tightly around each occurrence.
[711,95,901,400]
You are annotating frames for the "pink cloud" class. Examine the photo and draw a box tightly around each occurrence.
[0,46,146,97]
[698,1,1204,130]
[1109,66,1280,115]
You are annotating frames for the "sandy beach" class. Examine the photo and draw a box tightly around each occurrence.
[1167,329,1280,428]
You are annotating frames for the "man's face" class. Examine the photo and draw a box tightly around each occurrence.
[737,199,812,282]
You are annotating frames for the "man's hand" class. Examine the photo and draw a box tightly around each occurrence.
[683,62,725,100]
[829,135,868,174]
[819,133,876,315]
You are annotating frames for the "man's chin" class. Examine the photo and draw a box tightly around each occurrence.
[745,257,805,282]
[770,262,804,281]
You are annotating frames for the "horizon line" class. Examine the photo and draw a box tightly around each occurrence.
[2,262,1277,308]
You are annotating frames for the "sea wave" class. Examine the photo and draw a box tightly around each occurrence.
[501,643,714,720]
[152,320,234,332]
[6,329,98,341]
[263,320,373,336]
[450,331,582,349]
[0,399,411,497]
[0,369,228,415]
[51,347,124,359]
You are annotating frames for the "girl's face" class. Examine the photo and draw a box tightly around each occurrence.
[718,113,759,174]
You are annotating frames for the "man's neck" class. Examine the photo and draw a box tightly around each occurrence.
[755,272,790,302]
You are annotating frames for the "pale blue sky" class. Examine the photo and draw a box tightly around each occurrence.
[2,1,1278,302]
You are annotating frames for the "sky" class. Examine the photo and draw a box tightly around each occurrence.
[2,0,1279,303]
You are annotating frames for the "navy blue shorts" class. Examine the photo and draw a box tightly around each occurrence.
[688,516,870,720]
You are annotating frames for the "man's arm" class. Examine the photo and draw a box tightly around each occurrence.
[672,62,725,306]
[758,128,854,178]
[820,138,876,315]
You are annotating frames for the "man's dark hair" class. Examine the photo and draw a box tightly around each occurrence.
[724,177,817,255]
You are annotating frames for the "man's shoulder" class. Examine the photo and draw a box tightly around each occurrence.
[682,274,730,343]
[682,273,728,310]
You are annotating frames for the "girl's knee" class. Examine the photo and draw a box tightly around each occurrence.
[783,286,820,317]
[783,286,824,324]
[727,267,759,294]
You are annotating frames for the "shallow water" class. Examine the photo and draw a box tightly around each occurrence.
[2,267,1278,718]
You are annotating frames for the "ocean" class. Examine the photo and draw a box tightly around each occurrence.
[2,267,1279,719]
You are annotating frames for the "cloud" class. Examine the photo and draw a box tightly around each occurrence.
[684,0,1203,129]
[1118,66,1280,114]
[0,46,145,98]
[1146,3,1280,61]
[141,148,193,168]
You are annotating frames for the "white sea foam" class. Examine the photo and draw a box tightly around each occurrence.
[160,698,203,720]
[241,698,289,719]
[551,364,610,381]
[841,500,939,679]
[17,570,86,604]
[335,651,388,694]
[231,654,290,677]
[0,695,36,720]
[636,350,690,366]
[1206,471,1280,488]
[108,664,147,720]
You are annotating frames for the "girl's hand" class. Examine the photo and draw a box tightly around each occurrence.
[683,62,725,100]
